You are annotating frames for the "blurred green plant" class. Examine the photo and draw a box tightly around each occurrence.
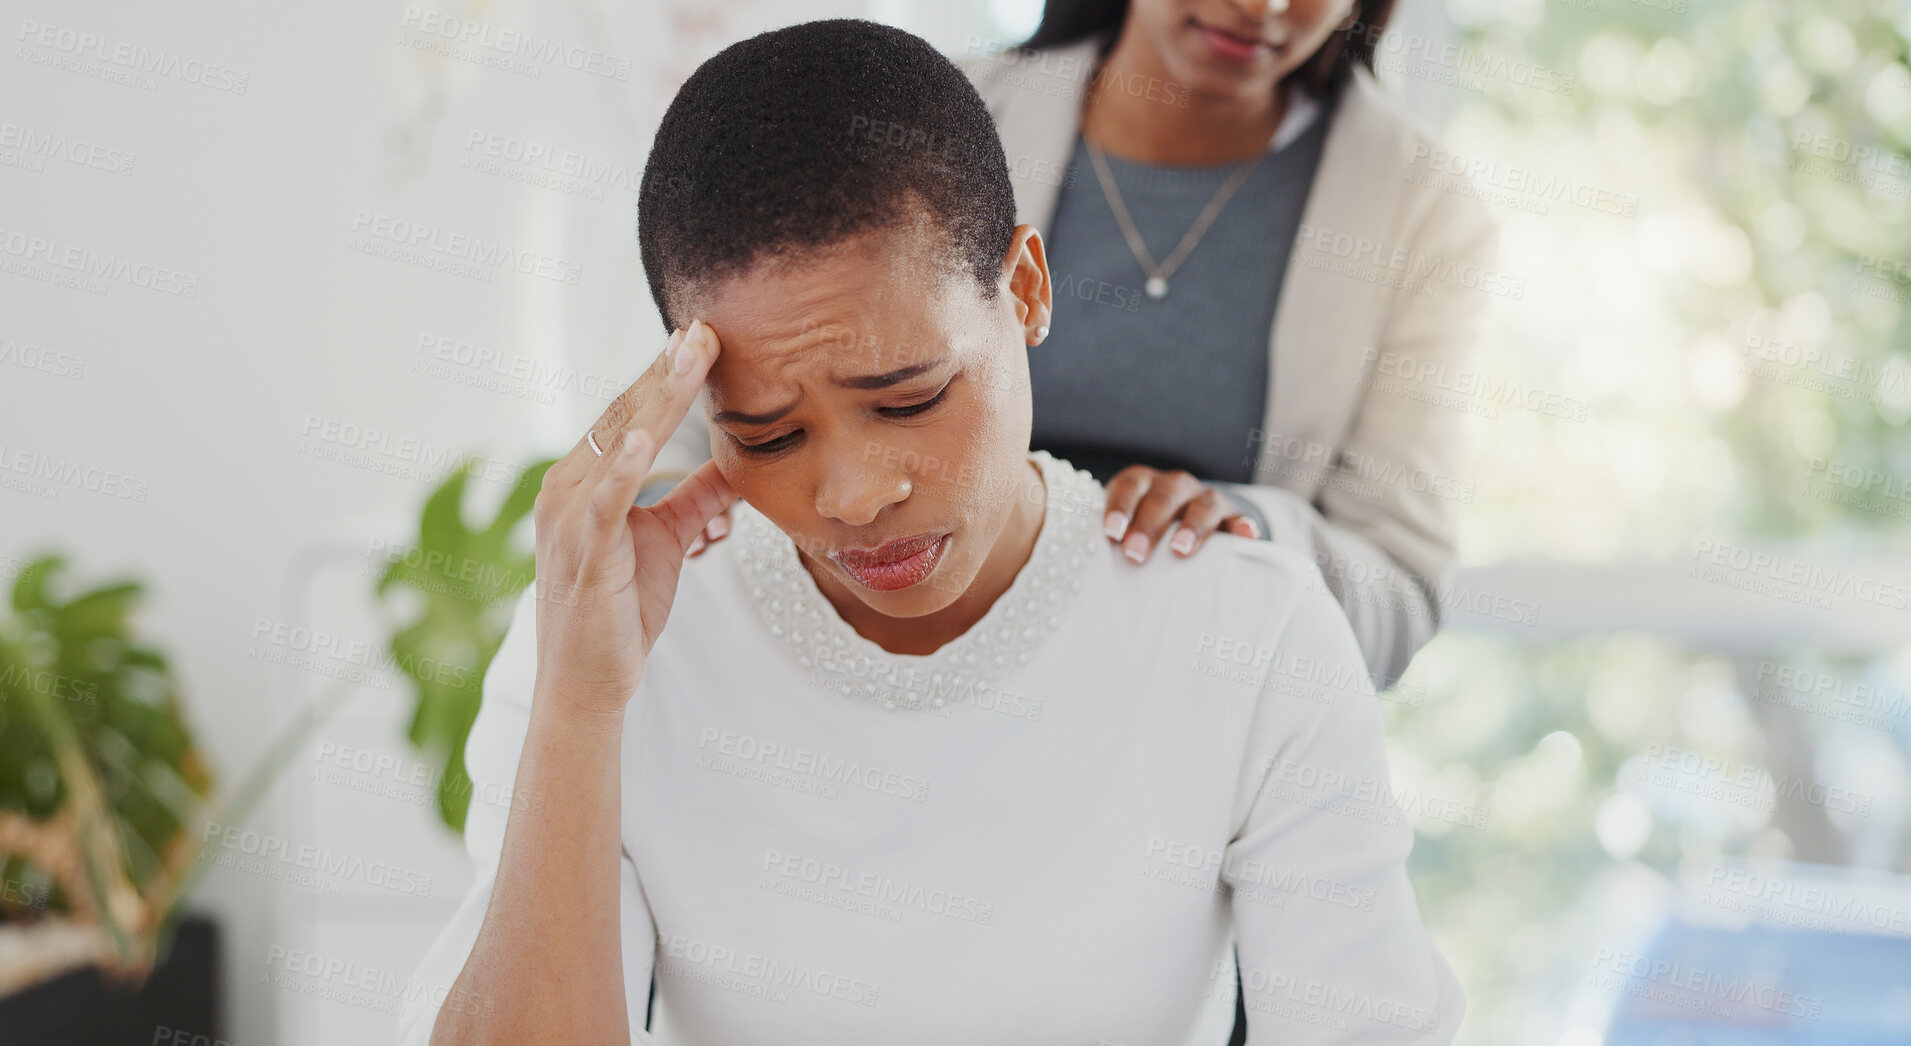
[0,556,211,989]
[0,554,364,998]
[376,458,554,833]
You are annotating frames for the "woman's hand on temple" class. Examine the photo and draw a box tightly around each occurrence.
[1102,465,1259,564]
[530,320,738,722]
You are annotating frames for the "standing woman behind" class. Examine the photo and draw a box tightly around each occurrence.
[960,0,1498,687]
[650,0,1496,688]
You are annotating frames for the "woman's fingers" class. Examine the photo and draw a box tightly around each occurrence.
[1119,470,1201,564]
[546,327,680,491]
[583,429,661,551]
[1101,465,1152,545]
[1101,466,1251,563]
[648,460,741,558]
[1169,490,1238,557]
[549,320,721,493]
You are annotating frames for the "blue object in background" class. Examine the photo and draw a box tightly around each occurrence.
[1600,918,1911,1045]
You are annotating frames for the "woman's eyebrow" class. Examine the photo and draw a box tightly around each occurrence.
[714,358,948,426]
[836,358,945,390]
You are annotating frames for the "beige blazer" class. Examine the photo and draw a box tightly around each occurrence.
[653,38,1499,688]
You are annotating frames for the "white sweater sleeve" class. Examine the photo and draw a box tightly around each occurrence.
[1222,557,1463,1044]
[396,587,660,1045]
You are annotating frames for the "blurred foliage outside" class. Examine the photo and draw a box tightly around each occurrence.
[1370,1,1911,1041]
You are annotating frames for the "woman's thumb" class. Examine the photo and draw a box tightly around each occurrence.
[650,460,740,555]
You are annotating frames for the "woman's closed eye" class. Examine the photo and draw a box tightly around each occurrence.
[876,379,954,419]
[734,378,957,455]
[736,430,802,456]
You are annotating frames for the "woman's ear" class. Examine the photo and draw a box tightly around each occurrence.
[1003,224,1053,346]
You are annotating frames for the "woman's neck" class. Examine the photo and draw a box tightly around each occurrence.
[811,458,1048,657]
[1081,34,1288,167]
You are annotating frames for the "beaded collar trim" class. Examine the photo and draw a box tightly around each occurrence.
[731,451,1103,712]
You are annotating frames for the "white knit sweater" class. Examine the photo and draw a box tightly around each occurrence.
[400,452,1461,1045]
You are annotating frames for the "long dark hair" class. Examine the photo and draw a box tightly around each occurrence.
[1018,0,1397,97]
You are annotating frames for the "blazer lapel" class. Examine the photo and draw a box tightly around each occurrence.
[1257,66,1407,491]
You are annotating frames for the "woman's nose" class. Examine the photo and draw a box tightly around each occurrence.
[814,459,912,528]
[1227,0,1291,18]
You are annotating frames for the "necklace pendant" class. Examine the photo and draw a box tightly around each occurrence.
[1145,276,1168,300]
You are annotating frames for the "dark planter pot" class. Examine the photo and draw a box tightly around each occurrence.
[0,913,221,1046]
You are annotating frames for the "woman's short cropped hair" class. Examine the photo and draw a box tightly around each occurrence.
[638,19,1019,330]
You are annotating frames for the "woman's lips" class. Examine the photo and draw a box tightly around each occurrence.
[1196,23,1274,63]
[832,533,950,592]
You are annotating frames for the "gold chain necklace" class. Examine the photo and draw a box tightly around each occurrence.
[1084,138,1259,300]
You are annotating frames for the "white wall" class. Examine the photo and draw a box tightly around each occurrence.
[0,1,994,1042]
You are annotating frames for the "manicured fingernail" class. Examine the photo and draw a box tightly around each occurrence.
[1170,527,1195,555]
[1103,511,1129,541]
[1122,532,1150,564]
[706,514,729,540]
[674,320,704,374]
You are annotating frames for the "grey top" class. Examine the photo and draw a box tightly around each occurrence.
[1028,100,1333,489]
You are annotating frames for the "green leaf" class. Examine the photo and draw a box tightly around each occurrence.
[9,555,66,614]
[375,457,550,834]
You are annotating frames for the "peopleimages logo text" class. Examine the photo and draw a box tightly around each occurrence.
[15,19,251,92]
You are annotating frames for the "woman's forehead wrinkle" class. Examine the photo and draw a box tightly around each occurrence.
[704,309,849,420]
[728,283,928,367]
[703,218,967,404]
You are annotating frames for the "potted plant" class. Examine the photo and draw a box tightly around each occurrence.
[0,554,218,1038]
